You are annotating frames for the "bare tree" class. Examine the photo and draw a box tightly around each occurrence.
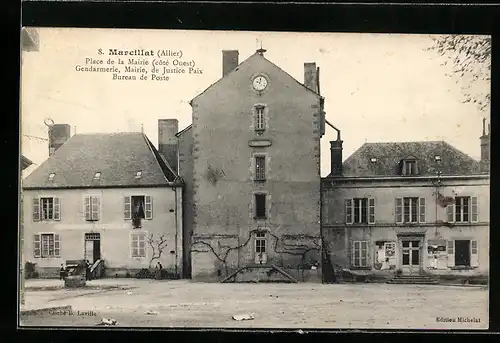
[147,233,168,269]
[428,35,491,112]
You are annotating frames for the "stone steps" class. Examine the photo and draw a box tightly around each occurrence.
[387,274,439,285]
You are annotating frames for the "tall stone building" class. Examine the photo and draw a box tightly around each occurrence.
[174,49,326,282]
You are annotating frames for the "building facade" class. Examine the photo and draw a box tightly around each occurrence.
[174,49,326,282]
[22,129,183,278]
[322,125,490,282]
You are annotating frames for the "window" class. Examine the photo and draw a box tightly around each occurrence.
[84,196,100,221]
[351,241,368,267]
[254,105,266,131]
[345,198,375,224]
[131,233,146,257]
[255,232,266,253]
[255,155,266,181]
[125,196,153,227]
[447,196,478,223]
[48,173,55,181]
[254,193,267,219]
[33,197,61,221]
[135,171,142,179]
[93,172,101,180]
[395,197,426,223]
[33,233,60,258]
[401,159,418,176]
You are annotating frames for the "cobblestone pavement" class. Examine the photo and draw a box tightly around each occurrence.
[20,280,488,329]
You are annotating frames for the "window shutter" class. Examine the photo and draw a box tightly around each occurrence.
[124,196,131,220]
[54,234,60,257]
[419,197,426,223]
[471,197,478,223]
[33,234,41,257]
[395,198,403,223]
[401,162,407,176]
[345,199,353,224]
[131,234,138,257]
[470,240,479,267]
[447,240,455,267]
[33,198,40,222]
[351,241,356,266]
[145,196,153,219]
[91,196,100,220]
[53,197,60,221]
[361,241,368,266]
[414,162,419,175]
[368,198,375,224]
[84,196,91,221]
[446,204,454,223]
[139,234,146,257]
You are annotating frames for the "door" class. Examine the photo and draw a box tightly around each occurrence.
[401,240,421,275]
[84,233,101,264]
[455,240,471,266]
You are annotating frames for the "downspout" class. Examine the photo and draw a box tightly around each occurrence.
[325,119,341,141]
[172,176,180,278]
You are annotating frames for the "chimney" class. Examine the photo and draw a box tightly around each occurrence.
[480,118,490,172]
[48,124,71,156]
[158,119,179,173]
[304,62,318,93]
[330,136,343,176]
[222,50,239,77]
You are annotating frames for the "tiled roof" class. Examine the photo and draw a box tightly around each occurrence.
[338,141,483,177]
[21,155,34,171]
[23,132,178,189]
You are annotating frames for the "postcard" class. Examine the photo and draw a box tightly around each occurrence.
[19,28,490,329]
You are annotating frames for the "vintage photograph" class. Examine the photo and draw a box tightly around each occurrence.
[19,28,490,329]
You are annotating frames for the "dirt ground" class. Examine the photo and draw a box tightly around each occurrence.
[20,280,489,329]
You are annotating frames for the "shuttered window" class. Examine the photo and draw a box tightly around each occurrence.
[131,233,146,257]
[36,233,60,258]
[85,196,100,221]
[352,241,369,267]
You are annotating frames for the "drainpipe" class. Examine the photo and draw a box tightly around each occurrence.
[172,177,180,278]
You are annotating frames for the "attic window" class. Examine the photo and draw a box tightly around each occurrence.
[370,157,377,163]
[401,159,419,176]
[48,173,55,180]
[135,171,142,179]
[94,172,101,180]
[434,155,442,162]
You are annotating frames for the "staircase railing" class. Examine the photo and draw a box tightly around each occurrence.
[90,259,104,279]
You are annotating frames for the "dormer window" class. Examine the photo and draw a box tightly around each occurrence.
[401,159,418,176]
[135,171,142,179]
[370,157,377,163]
[48,173,55,181]
[434,155,442,163]
[93,172,101,180]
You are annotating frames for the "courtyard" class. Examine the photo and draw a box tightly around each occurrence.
[20,279,488,329]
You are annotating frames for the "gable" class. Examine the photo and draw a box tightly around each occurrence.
[190,52,320,106]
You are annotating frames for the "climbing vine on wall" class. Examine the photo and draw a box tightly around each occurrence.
[191,228,321,281]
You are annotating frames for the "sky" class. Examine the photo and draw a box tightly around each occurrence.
[20,28,491,177]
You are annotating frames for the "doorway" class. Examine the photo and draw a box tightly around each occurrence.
[455,240,471,266]
[84,233,101,264]
[400,239,421,275]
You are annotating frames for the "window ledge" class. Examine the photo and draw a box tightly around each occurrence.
[254,217,268,221]
[254,179,267,183]
[448,266,478,270]
[349,266,371,270]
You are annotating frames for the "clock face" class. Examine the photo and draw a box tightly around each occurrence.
[252,75,268,91]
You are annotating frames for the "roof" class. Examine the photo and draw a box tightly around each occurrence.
[190,51,321,105]
[337,141,483,177]
[23,132,179,189]
[21,155,34,171]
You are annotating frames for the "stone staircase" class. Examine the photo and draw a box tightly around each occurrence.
[387,274,439,285]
